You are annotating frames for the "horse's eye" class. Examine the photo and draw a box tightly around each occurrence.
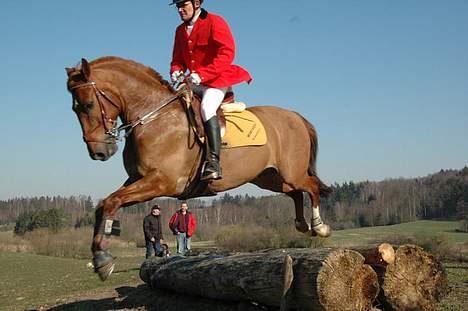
[73,99,94,113]
[84,102,94,110]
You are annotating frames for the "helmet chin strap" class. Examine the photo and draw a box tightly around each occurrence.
[189,1,201,23]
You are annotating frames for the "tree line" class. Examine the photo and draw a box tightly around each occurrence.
[1,167,467,234]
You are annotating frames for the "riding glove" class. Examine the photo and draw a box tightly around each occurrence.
[171,70,183,83]
[189,73,201,85]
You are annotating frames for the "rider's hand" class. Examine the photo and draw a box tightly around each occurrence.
[150,237,155,242]
[189,73,201,85]
[171,70,183,83]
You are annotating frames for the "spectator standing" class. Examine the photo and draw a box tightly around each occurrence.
[143,205,164,258]
[169,202,197,255]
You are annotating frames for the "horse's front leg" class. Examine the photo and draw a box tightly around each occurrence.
[92,172,172,281]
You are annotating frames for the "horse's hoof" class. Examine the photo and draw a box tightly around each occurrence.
[312,223,332,238]
[295,219,310,233]
[93,250,115,281]
[97,261,115,281]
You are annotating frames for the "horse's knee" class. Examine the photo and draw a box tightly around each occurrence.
[102,196,122,215]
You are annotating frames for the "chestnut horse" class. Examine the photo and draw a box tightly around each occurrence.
[66,56,331,280]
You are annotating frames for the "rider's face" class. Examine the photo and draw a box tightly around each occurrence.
[176,1,198,22]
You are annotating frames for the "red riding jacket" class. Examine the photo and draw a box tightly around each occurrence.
[170,9,252,88]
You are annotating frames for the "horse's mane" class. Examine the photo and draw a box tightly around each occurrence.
[90,56,175,93]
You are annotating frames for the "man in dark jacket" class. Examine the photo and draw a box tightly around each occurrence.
[143,205,164,258]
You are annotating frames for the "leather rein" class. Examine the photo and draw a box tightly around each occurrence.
[70,81,181,143]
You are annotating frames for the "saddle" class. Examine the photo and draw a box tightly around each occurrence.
[181,86,266,148]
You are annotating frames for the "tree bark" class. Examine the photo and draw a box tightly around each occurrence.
[140,248,379,311]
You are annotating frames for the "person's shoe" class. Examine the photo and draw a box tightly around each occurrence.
[201,154,222,181]
[201,116,222,181]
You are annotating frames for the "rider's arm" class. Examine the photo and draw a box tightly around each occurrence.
[196,15,235,83]
[170,26,187,74]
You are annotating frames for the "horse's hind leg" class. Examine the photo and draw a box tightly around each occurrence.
[286,191,310,233]
[305,175,331,237]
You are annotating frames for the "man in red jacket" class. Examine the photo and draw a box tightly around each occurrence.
[169,201,197,255]
[170,0,252,181]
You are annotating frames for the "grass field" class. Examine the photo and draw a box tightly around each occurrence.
[0,252,143,310]
[328,220,467,245]
[0,220,466,310]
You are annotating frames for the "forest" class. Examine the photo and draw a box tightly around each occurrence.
[1,166,467,234]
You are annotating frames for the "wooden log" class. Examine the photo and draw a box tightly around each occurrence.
[140,248,379,311]
[352,243,448,310]
[351,243,395,267]
[378,244,449,311]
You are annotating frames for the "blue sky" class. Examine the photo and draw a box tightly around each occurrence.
[1,0,467,200]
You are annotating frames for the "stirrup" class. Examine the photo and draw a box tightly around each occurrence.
[200,161,222,181]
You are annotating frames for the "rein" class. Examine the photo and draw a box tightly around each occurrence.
[70,81,182,143]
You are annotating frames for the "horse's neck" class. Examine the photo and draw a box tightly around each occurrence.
[118,80,183,125]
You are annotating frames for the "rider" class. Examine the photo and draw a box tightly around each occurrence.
[170,0,252,181]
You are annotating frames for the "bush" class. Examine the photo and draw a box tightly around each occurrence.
[75,212,94,228]
[376,233,467,262]
[24,227,93,259]
[457,219,468,233]
[215,224,327,252]
[14,208,70,235]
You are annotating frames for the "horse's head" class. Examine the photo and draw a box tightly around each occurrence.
[66,58,119,161]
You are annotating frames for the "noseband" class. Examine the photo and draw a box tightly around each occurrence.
[70,81,181,143]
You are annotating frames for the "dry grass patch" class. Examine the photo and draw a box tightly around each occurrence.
[0,231,32,253]
[215,224,327,252]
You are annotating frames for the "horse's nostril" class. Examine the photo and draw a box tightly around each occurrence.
[93,152,106,160]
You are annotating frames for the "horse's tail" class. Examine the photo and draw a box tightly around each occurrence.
[297,114,332,197]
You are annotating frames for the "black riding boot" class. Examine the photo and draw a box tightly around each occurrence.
[201,116,222,181]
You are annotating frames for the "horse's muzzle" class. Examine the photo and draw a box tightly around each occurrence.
[87,141,118,161]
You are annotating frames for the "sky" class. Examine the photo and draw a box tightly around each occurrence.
[0,0,467,201]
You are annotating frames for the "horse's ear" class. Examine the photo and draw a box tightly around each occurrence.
[65,67,75,76]
[81,58,91,81]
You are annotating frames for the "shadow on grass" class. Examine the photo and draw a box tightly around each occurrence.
[48,284,266,311]
[49,284,158,311]
[112,267,140,274]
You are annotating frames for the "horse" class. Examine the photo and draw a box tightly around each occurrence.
[66,56,332,280]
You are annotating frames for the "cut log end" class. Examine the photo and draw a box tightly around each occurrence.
[378,243,395,265]
[353,243,395,267]
[317,249,380,311]
[383,244,448,311]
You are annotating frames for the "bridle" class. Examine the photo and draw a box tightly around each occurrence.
[70,81,182,143]
[70,81,121,143]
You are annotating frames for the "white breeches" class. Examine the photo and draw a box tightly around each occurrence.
[193,85,230,121]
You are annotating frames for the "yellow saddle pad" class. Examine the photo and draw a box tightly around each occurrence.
[222,110,267,149]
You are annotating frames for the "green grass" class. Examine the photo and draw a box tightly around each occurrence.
[0,252,143,311]
[0,239,212,310]
[437,262,468,311]
[328,220,467,246]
